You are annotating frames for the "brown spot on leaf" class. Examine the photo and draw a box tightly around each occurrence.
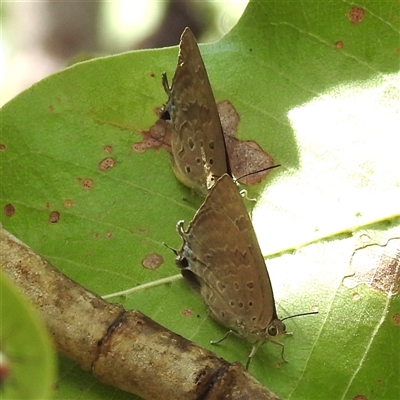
[138,227,148,233]
[218,100,275,185]
[141,253,164,270]
[103,145,113,154]
[64,199,73,208]
[348,7,365,24]
[392,313,400,325]
[0,144,6,151]
[4,204,15,217]
[352,396,368,400]
[133,119,172,153]
[106,231,113,238]
[144,99,275,186]
[150,73,155,78]
[335,41,344,49]
[99,157,116,171]
[181,309,193,317]
[49,211,60,223]
[48,105,54,112]
[44,203,50,209]
[225,136,275,185]
[344,238,400,296]
[81,178,94,190]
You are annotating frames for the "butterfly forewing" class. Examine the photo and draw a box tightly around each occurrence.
[176,174,279,342]
[163,28,229,196]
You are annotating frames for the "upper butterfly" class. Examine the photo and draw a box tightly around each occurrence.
[161,27,230,196]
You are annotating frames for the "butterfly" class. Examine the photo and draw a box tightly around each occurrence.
[173,174,286,368]
[161,27,230,196]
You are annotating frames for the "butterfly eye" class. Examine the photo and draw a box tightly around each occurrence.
[176,257,189,268]
[267,325,278,337]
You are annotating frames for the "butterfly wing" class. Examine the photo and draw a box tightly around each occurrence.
[176,174,279,342]
[163,28,229,196]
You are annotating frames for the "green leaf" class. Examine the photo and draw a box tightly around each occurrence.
[0,272,56,399]
[1,1,399,399]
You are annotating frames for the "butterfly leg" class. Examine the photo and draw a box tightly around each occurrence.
[271,340,288,363]
[246,341,263,370]
[161,72,171,95]
[210,329,237,346]
[239,189,257,202]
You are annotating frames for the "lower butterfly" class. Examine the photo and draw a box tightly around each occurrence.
[173,174,317,368]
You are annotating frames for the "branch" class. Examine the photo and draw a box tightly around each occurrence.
[0,226,282,400]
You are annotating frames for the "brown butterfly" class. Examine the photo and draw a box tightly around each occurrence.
[173,173,286,369]
[161,27,230,196]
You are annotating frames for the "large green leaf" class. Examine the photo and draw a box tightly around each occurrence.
[1,1,399,399]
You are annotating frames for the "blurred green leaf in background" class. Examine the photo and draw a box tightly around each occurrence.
[1,272,56,399]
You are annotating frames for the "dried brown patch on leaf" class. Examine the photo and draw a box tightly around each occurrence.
[392,313,400,325]
[348,7,365,24]
[103,145,113,154]
[218,100,275,185]
[0,144,6,151]
[225,136,275,185]
[81,178,94,190]
[343,237,400,296]
[4,204,15,217]
[145,98,274,187]
[49,211,60,223]
[64,199,73,208]
[181,309,193,317]
[141,253,164,270]
[335,41,344,49]
[132,119,172,153]
[99,157,116,171]
[352,395,368,400]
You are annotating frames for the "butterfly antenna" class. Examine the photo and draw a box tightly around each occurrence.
[281,311,319,322]
[163,242,178,256]
[236,164,281,182]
